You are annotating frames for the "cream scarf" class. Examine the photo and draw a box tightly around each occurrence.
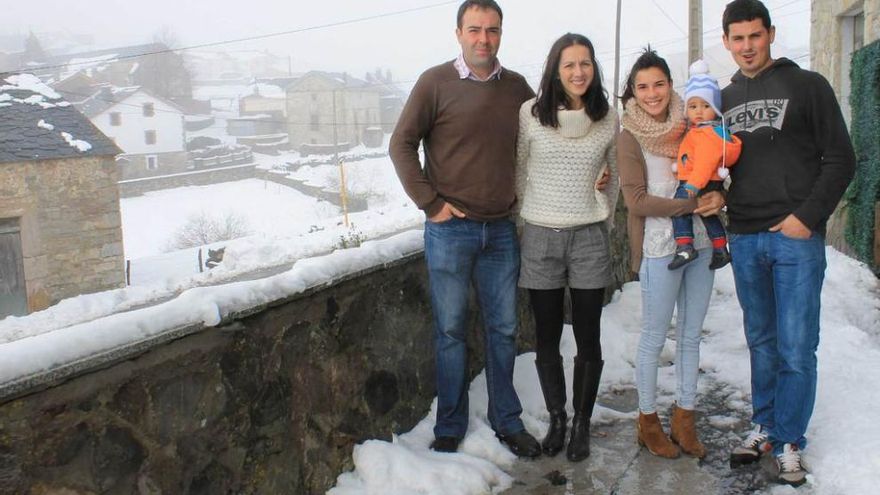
[621,91,687,158]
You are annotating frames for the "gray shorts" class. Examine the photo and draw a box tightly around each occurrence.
[519,222,611,290]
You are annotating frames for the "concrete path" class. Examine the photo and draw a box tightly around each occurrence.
[503,383,784,494]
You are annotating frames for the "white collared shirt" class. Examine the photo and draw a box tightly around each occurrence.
[453,53,502,81]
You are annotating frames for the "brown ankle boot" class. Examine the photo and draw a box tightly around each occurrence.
[637,412,680,458]
[670,405,706,458]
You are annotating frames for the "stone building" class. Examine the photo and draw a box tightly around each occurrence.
[810,1,879,258]
[285,71,382,153]
[811,0,880,124]
[0,73,124,318]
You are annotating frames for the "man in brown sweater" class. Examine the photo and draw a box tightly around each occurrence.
[389,0,539,457]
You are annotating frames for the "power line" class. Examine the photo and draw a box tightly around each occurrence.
[651,0,688,37]
[9,1,459,74]
[672,51,810,90]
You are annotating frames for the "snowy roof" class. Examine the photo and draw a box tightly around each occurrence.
[75,85,187,118]
[75,85,139,117]
[293,70,373,90]
[0,73,120,163]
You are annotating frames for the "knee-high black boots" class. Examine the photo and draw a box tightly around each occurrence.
[535,355,567,456]
[567,356,603,462]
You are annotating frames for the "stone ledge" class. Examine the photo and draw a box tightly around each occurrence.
[0,250,425,405]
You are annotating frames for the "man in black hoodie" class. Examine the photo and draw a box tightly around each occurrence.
[720,0,855,487]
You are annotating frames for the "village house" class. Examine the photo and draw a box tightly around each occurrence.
[364,68,406,134]
[285,71,383,154]
[76,86,188,180]
[0,73,124,318]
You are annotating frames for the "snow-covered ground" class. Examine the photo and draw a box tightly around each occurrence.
[329,248,880,495]
[120,178,342,259]
[116,150,417,284]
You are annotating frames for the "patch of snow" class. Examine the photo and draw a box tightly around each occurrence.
[60,132,93,152]
[37,119,54,130]
[0,73,63,100]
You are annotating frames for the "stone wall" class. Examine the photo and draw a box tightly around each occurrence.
[0,253,537,495]
[810,0,880,253]
[0,155,124,312]
[118,164,257,198]
[117,152,191,181]
[811,0,880,99]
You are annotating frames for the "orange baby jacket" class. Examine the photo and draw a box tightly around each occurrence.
[676,124,742,191]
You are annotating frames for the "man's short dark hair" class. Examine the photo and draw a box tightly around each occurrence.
[456,0,503,29]
[723,0,772,35]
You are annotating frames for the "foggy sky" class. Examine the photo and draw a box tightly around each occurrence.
[2,0,811,88]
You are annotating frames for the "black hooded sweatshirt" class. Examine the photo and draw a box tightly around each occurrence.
[721,57,855,235]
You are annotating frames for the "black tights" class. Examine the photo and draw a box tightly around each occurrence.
[529,287,604,363]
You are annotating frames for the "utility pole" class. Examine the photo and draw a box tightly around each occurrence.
[332,89,350,228]
[689,0,703,64]
[332,88,339,176]
[614,0,622,113]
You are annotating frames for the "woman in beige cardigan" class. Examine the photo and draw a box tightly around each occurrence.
[617,49,724,460]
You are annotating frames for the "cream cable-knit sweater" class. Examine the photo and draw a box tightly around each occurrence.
[516,98,619,229]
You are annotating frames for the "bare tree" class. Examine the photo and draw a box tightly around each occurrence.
[140,26,193,100]
[168,211,251,250]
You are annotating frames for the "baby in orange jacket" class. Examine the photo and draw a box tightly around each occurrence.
[669,60,742,271]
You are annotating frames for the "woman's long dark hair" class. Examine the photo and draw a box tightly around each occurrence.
[532,33,609,127]
[619,47,672,108]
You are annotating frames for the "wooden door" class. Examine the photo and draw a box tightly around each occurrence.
[0,219,27,319]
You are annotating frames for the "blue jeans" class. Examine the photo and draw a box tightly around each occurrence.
[729,231,826,455]
[636,249,714,413]
[672,181,727,243]
[424,217,524,439]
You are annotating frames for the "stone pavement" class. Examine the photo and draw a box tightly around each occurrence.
[502,383,787,495]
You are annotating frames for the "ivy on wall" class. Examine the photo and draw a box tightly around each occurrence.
[844,39,880,271]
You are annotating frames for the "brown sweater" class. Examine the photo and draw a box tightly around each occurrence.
[389,61,535,220]
[617,129,697,273]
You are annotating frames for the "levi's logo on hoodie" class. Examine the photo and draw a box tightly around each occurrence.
[724,99,789,134]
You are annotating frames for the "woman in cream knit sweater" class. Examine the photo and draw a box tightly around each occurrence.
[515,32,618,462]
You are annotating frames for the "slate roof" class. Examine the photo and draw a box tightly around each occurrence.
[75,86,140,118]
[0,73,121,164]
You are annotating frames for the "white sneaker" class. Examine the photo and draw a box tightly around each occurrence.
[729,424,771,468]
[776,443,808,486]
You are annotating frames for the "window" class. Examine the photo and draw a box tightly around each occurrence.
[853,12,865,50]
[310,114,320,131]
[840,7,865,126]
[146,155,159,170]
[143,102,155,117]
[145,130,157,145]
[109,112,121,126]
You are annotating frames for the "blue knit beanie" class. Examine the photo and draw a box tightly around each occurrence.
[684,59,721,116]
